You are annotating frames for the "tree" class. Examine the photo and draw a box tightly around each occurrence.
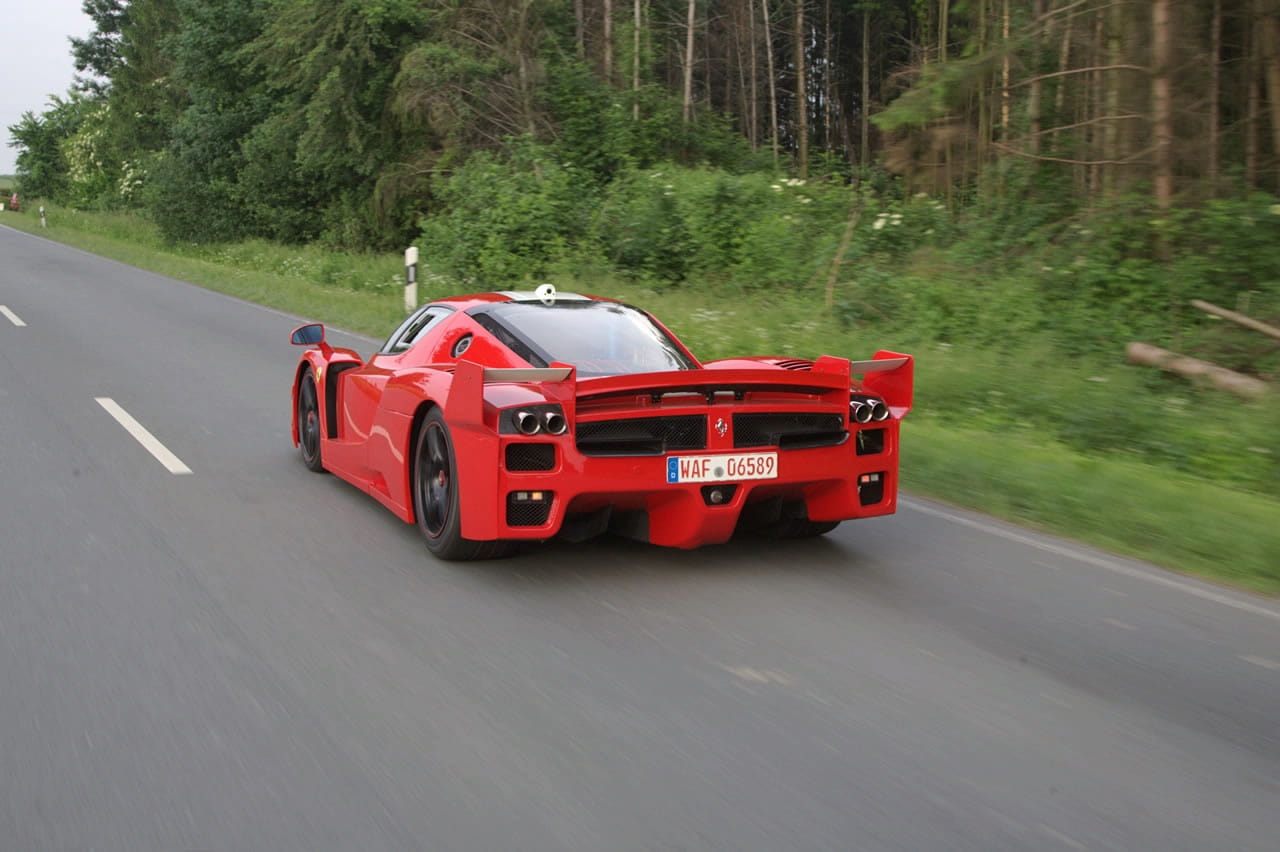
[1152,0,1173,209]
[7,94,94,200]
[70,0,128,88]
[147,0,270,241]
[683,0,697,122]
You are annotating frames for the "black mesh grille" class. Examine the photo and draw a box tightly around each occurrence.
[734,413,847,449]
[506,493,553,527]
[505,443,556,471]
[576,416,706,456]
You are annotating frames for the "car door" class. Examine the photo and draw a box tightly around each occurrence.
[341,306,452,453]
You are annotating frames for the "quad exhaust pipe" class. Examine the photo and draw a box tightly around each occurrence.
[515,411,542,435]
[850,396,890,423]
[514,409,569,436]
[543,411,568,435]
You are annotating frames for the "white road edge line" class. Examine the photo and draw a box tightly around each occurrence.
[0,305,26,326]
[900,498,1280,622]
[95,397,192,475]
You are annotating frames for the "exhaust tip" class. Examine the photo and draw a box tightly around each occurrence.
[543,411,567,435]
[870,400,890,421]
[850,401,873,424]
[515,411,542,435]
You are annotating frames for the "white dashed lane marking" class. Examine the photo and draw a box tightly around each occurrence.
[95,397,192,475]
[0,305,26,326]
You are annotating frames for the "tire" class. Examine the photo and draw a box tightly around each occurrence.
[412,409,513,561]
[297,371,325,472]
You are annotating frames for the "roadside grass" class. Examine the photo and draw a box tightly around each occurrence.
[5,205,1277,595]
[903,421,1280,595]
[2,206,407,336]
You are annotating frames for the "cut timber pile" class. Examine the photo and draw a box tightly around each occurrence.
[1125,343,1271,399]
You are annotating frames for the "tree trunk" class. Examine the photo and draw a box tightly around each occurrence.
[682,0,696,123]
[796,0,808,178]
[1089,9,1104,200]
[749,0,758,150]
[861,4,870,168]
[977,0,988,164]
[603,0,613,83]
[1191,299,1280,341]
[1103,0,1122,197]
[1152,0,1173,209]
[940,0,951,204]
[633,0,642,120]
[762,0,779,164]
[823,0,832,150]
[939,0,948,62]
[1262,4,1280,166]
[1028,0,1043,156]
[1248,0,1261,187]
[1125,343,1271,400]
[1209,0,1221,191]
[733,3,749,135]
[1053,4,1071,150]
[575,0,585,56]
[515,0,539,140]
[1001,0,1010,137]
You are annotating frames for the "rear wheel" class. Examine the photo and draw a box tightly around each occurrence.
[297,371,325,472]
[413,410,512,561]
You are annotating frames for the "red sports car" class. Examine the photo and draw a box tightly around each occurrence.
[290,287,912,560]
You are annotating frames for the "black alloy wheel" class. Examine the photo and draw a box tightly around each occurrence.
[412,409,512,561]
[298,371,325,472]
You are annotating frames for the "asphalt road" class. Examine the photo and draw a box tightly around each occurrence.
[1,223,1278,852]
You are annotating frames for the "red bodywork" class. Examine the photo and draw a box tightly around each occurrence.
[291,293,913,549]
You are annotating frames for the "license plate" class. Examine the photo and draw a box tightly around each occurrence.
[666,452,778,483]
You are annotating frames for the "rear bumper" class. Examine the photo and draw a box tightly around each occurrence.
[464,424,901,548]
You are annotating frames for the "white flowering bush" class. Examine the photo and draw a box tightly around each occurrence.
[61,102,117,208]
[117,160,147,205]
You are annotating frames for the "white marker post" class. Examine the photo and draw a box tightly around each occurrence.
[39,205,46,228]
[404,246,419,313]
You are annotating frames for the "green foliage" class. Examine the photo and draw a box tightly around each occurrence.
[7,94,96,201]
[586,166,851,288]
[60,100,120,208]
[70,0,129,84]
[250,0,426,182]
[417,144,594,284]
[143,0,271,242]
[1028,195,1280,355]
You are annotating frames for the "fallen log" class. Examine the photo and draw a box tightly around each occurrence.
[1124,342,1271,399]
[1190,299,1280,342]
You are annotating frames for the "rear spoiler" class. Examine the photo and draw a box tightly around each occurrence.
[446,351,913,423]
[849,356,908,374]
[860,350,913,416]
[575,355,857,404]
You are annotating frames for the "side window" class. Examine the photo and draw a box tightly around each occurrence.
[380,307,449,354]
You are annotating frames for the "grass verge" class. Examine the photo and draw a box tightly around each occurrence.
[903,420,1279,595]
[5,207,1276,595]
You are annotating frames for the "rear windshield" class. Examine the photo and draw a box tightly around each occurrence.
[469,301,697,377]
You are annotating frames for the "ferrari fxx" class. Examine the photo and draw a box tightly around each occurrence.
[290,287,912,560]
